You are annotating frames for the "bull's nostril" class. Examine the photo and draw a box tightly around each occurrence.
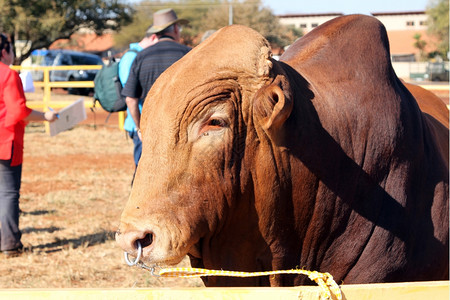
[138,233,153,248]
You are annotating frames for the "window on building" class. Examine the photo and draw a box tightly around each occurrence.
[406,21,415,26]
[311,23,318,28]
[420,20,427,26]
[300,23,307,28]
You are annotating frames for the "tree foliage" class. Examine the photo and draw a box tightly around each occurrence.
[0,0,134,64]
[113,3,154,50]
[114,0,302,52]
[200,0,302,48]
[413,33,427,61]
[426,0,449,59]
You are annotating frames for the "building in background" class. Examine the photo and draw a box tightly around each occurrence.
[28,11,445,81]
[278,11,437,63]
[278,12,343,33]
[47,11,435,64]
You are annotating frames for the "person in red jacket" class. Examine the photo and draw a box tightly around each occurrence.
[0,34,58,257]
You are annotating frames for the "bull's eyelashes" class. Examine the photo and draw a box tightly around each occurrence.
[198,116,228,137]
[204,117,227,130]
[208,118,225,127]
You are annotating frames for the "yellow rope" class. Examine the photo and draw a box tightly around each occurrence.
[156,267,342,300]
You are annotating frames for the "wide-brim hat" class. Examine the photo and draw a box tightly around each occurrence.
[146,8,189,34]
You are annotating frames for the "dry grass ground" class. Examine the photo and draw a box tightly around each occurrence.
[0,91,202,288]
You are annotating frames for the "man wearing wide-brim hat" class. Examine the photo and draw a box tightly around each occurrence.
[122,8,191,168]
[146,8,189,34]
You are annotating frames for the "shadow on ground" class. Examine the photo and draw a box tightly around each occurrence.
[29,230,115,253]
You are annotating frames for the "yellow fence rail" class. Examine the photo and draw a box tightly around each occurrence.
[0,281,447,300]
[10,65,449,132]
[10,65,125,131]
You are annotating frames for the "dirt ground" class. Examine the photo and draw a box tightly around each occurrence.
[0,90,203,288]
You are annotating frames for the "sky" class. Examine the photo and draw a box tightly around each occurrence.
[264,0,430,15]
[127,0,431,16]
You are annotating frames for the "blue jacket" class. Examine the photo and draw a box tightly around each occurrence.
[118,43,143,133]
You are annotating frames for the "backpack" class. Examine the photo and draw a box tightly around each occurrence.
[93,49,138,113]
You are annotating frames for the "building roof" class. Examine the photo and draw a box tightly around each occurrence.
[278,11,426,18]
[277,12,343,18]
[371,11,426,16]
[50,33,114,54]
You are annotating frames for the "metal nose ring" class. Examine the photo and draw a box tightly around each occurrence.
[124,240,142,266]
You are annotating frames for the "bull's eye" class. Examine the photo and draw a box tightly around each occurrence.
[189,104,231,142]
[207,118,226,128]
[197,117,227,138]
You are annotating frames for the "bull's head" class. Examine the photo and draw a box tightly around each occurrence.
[116,25,301,286]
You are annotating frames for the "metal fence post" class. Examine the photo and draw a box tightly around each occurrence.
[43,67,51,133]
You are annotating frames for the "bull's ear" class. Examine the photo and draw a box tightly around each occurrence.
[254,75,293,131]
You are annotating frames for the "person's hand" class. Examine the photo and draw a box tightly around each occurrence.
[137,129,142,141]
[44,111,59,122]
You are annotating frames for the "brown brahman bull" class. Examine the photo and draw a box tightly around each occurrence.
[116,14,449,286]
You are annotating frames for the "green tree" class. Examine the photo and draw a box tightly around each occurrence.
[200,0,302,49]
[114,0,222,48]
[426,0,449,60]
[113,2,154,50]
[413,33,427,61]
[0,0,134,64]
[115,0,302,51]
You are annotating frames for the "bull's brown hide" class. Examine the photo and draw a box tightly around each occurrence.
[116,14,449,287]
